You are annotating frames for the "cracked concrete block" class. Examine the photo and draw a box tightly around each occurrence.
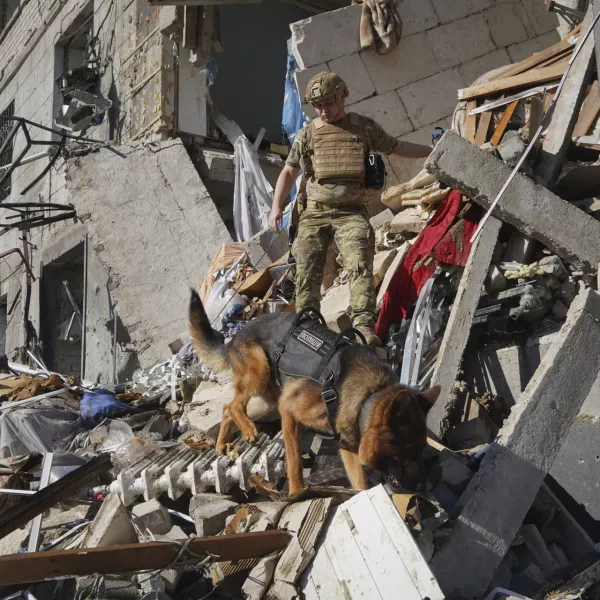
[425,131,600,270]
[369,208,394,230]
[186,381,235,440]
[132,498,172,535]
[396,0,438,36]
[348,91,412,137]
[83,494,138,548]
[190,493,238,537]
[431,0,493,24]
[430,289,600,598]
[328,53,375,104]
[440,456,474,494]
[360,33,440,95]
[290,5,362,69]
[458,48,511,87]
[246,229,289,271]
[321,282,351,328]
[398,69,465,128]
[373,248,398,287]
[64,140,231,367]
[426,14,495,70]
[484,4,530,48]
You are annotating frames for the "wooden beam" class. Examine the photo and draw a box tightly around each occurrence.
[474,109,493,146]
[0,531,290,586]
[0,454,112,541]
[488,23,580,82]
[536,9,596,187]
[490,100,519,147]
[573,80,600,137]
[465,101,477,143]
[459,63,566,101]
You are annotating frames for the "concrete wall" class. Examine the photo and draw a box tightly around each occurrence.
[290,0,561,184]
[63,139,232,367]
[210,2,310,141]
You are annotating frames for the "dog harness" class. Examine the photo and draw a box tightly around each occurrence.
[271,309,366,440]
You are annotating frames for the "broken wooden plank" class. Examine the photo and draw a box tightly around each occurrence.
[0,530,290,586]
[490,100,519,147]
[488,23,580,82]
[428,215,502,439]
[536,9,596,187]
[302,486,444,600]
[573,80,600,136]
[0,454,112,541]
[459,63,565,101]
[465,101,477,143]
[469,84,559,116]
[474,110,492,146]
[366,486,444,600]
[268,498,332,599]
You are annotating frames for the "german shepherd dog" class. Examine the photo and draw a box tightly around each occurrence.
[189,289,440,496]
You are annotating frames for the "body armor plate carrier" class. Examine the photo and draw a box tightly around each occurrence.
[272,309,366,439]
[310,114,366,183]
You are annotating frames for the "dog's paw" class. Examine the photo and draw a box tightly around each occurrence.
[240,422,259,443]
[216,442,227,455]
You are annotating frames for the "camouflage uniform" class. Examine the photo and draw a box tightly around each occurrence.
[287,114,397,328]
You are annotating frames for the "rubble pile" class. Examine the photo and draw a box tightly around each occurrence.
[2,16,600,600]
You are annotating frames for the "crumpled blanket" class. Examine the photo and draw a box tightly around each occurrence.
[352,0,403,55]
[375,191,482,341]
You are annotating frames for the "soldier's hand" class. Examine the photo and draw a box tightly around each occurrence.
[268,208,283,232]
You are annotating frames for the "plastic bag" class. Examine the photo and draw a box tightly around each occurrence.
[282,38,307,146]
[212,111,272,242]
[111,436,159,472]
[80,391,142,430]
[0,406,80,458]
[96,420,135,453]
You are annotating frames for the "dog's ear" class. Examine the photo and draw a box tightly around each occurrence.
[418,385,440,414]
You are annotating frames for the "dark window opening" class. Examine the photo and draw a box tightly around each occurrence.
[0,100,15,202]
[40,243,85,378]
[0,0,19,35]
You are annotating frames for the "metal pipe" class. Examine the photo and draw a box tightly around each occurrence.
[0,489,36,496]
[0,150,49,174]
[0,389,67,411]
[27,453,53,553]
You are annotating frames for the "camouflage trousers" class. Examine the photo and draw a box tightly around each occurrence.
[292,204,376,328]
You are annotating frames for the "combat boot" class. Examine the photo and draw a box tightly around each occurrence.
[355,325,382,347]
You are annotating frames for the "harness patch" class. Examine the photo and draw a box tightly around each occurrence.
[296,330,325,352]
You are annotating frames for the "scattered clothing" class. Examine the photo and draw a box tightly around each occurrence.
[353,0,403,55]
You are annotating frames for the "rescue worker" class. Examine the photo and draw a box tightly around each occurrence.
[269,72,432,345]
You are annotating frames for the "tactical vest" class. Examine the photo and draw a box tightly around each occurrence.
[310,114,366,183]
[272,310,366,439]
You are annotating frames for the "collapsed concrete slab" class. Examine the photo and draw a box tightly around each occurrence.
[428,216,501,439]
[64,139,231,367]
[430,288,600,598]
[425,131,600,270]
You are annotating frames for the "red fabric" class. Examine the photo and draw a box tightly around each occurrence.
[375,190,481,340]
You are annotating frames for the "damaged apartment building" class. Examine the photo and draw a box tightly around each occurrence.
[0,0,576,379]
[2,0,600,596]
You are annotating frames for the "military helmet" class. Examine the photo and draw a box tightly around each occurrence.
[304,72,348,104]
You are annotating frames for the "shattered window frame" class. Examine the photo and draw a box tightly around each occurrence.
[0,100,15,202]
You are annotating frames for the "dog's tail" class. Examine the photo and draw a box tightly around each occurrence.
[188,289,229,373]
